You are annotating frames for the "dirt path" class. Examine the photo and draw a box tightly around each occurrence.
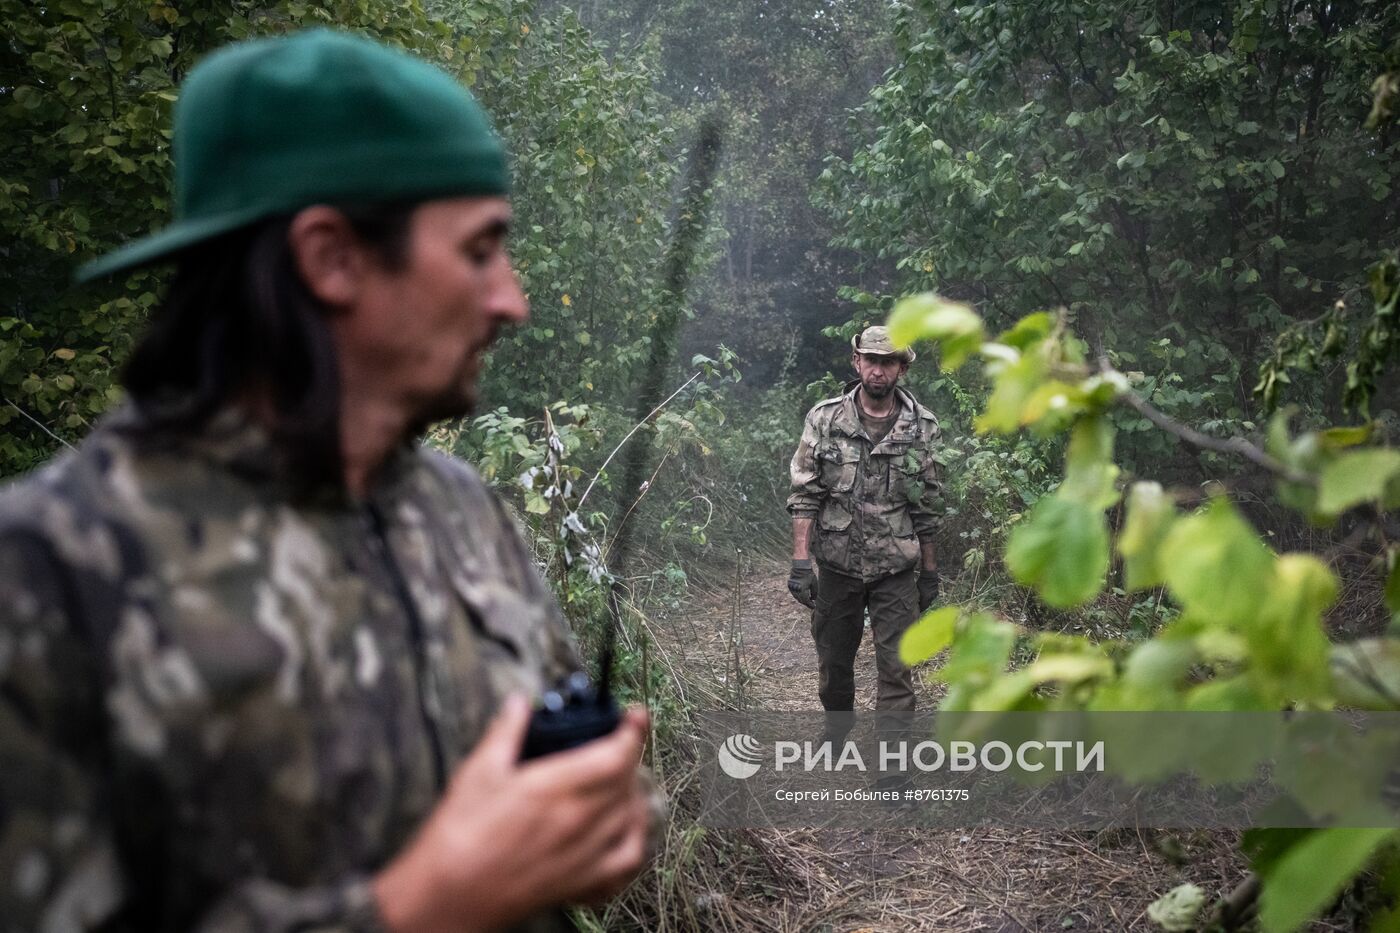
[662,555,1255,933]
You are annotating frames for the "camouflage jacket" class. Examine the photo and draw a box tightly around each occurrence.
[787,383,943,581]
[0,405,581,933]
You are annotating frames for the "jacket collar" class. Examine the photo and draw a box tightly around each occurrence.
[831,381,920,451]
[103,402,418,509]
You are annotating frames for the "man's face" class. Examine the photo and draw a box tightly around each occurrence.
[341,196,528,426]
[852,351,907,400]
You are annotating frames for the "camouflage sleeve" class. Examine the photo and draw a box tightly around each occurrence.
[0,530,123,933]
[195,878,387,931]
[910,418,944,542]
[786,409,823,518]
[0,531,389,933]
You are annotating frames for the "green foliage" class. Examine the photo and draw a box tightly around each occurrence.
[888,292,984,371]
[0,0,467,475]
[898,605,958,666]
[1316,448,1400,516]
[1159,497,1275,628]
[541,0,898,394]
[1005,495,1110,608]
[0,0,693,481]
[893,295,1399,929]
[1256,830,1397,933]
[1119,481,1175,590]
[1388,552,1400,627]
[1257,251,1400,416]
[821,0,1400,472]
[466,9,684,412]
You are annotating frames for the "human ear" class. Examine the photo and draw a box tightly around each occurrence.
[287,206,368,310]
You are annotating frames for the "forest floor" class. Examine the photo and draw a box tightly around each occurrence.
[644,553,1348,933]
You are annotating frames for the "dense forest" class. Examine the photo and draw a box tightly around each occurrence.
[3,0,1400,929]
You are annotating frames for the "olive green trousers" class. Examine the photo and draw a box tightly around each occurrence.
[810,564,918,711]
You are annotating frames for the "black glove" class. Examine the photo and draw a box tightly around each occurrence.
[917,570,940,612]
[788,560,818,609]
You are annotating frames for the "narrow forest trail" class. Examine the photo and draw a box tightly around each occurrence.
[659,555,1262,933]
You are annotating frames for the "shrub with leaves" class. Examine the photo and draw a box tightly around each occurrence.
[892,292,1398,931]
[820,0,1400,468]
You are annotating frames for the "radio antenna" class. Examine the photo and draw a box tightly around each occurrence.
[601,114,723,695]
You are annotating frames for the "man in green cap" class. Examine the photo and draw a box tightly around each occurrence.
[0,29,651,932]
[787,325,944,712]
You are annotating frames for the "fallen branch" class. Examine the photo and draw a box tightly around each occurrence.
[578,370,701,508]
[2,394,76,451]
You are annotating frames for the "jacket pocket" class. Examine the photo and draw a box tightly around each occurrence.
[817,442,859,494]
[817,499,853,532]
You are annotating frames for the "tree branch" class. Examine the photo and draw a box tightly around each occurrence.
[1114,386,1312,485]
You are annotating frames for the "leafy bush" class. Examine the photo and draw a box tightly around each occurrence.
[893,291,1399,932]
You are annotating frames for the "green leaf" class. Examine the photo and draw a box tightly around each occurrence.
[1249,554,1337,700]
[899,605,958,665]
[1318,424,1374,449]
[975,348,1046,434]
[1118,481,1177,590]
[936,612,1017,685]
[995,311,1055,351]
[1020,652,1112,685]
[1018,379,1089,432]
[1059,417,1119,508]
[1122,640,1197,693]
[12,86,41,109]
[1316,449,1400,515]
[1006,495,1110,608]
[1258,829,1395,933]
[1159,498,1274,628]
[887,293,984,371]
[1184,674,1270,711]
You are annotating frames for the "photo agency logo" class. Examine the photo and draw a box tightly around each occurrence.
[715,731,1108,779]
[700,712,1400,831]
[717,733,764,779]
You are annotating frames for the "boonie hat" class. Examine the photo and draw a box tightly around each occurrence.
[852,325,916,363]
[79,29,509,281]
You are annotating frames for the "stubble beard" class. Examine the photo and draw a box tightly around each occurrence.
[860,376,895,400]
[408,354,481,435]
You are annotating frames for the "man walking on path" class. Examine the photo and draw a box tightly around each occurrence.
[787,326,943,711]
[0,30,651,933]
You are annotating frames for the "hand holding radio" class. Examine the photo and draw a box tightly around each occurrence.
[373,695,651,932]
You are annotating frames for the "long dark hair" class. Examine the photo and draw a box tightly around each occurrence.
[121,203,414,490]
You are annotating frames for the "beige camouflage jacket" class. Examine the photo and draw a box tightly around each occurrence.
[787,383,943,581]
[0,405,580,932]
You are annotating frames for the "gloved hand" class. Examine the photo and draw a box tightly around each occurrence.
[917,570,940,612]
[788,560,818,609]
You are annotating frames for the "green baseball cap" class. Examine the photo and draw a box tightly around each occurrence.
[79,29,509,282]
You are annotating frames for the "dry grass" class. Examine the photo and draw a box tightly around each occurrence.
[577,553,1314,933]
